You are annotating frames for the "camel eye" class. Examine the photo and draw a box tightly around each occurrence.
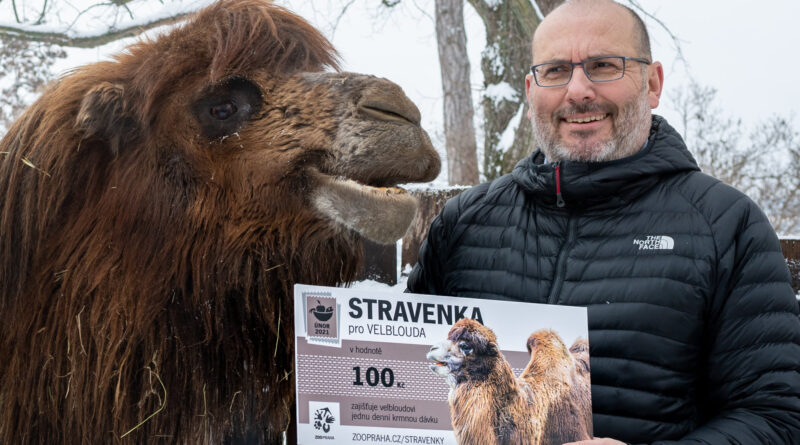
[459,342,473,355]
[193,77,262,139]
[210,102,237,120]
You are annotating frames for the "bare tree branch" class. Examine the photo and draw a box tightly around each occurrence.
[0,12,191,48]
[328,0,355,39]
[121,3,135,20]
[669,81,800,234]
[11,0,21,23]
[626,0,688,68]
[67,2,116,33]
[35,0,49,25]
[409,0,434,22]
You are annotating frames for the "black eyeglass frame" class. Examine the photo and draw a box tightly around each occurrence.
[530,56,652,87]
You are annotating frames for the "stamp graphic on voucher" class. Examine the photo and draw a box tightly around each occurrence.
[294,284,592,445]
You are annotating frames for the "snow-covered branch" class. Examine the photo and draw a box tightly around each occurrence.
[0,0,213,47]
[0,14,190,47]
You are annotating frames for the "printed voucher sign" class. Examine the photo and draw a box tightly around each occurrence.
[294,284,592,445]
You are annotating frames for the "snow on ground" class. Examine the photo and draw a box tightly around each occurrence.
[349,276,408,293]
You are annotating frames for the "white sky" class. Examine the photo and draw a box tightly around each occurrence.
[285,1,800,140]
[283,0,800,183]
[5,0,799,182]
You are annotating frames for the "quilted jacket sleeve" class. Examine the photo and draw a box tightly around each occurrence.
[656,183,800,444]
[406,207,447,295]
[406,183,490,296]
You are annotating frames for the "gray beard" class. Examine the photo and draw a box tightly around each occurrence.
[532,86,652,163]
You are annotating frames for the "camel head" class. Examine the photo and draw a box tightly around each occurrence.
[0,0,443,308]
[67,0,440,253]
[427,318,501,387]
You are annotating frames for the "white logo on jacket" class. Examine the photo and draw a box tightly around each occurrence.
[633,235,675,250]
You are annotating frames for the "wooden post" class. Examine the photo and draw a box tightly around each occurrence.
[779,239,800,296]
[358,239,397,285]
[401,187,469,273]
[357,187,468,286]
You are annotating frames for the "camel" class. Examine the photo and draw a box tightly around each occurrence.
[427,319,592,445]
[522,330,593,444]
[0,1,440,443]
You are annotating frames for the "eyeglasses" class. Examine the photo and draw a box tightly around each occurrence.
[531,56,651,87]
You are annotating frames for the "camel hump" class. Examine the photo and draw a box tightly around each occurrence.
[570,337,590,374]
[526,328,571,360]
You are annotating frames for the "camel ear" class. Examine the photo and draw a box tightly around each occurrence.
[76,82,138,156]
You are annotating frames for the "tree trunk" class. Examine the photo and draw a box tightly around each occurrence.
[536,0,564,16]
[467,0,564,180]
[435,0,480,185]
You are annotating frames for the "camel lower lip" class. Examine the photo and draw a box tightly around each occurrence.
[310,170,418,244]
[313,170,409,195]
[320,175,410,197]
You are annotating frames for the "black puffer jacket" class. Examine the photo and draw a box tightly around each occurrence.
[407,116,800,444]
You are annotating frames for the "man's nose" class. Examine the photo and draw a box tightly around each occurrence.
[564,66,596,103]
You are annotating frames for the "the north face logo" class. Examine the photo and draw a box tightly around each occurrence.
[633,235,674,250]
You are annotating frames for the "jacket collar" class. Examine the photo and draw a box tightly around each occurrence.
[511,115,700,209]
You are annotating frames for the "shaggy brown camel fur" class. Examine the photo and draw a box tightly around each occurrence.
[427,320,592,445]
[0,1,440,443]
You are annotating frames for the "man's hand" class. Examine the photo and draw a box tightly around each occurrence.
[563,439,627,445]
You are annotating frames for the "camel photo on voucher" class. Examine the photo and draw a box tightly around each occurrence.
[427,318,593,445]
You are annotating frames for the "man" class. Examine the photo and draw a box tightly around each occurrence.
[407,0,800,443]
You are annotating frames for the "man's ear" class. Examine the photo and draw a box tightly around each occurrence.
[75,82,139,156]
[525,73,535,120]
[647,62,664,109]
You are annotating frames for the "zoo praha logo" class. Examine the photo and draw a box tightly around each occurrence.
[633,235,674,250]
[308,401,340,440]
[313,407,335,433]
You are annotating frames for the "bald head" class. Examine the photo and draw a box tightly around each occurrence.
[534,0,651,63]
[524,0,664,163]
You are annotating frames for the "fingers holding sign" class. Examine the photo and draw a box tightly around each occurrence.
[563,438,627,445]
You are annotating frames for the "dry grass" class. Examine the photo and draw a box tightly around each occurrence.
[120,369,167,439]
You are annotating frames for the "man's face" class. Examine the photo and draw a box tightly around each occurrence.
[525,4,663,163]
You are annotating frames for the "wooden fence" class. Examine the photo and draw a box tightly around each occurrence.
[357,189,800,297]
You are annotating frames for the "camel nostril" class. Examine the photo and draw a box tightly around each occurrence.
[360,100,420,125]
